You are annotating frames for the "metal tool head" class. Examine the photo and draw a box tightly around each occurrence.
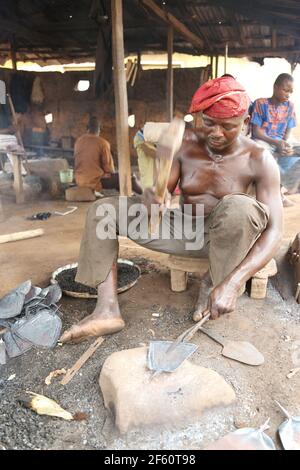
[148,340,198,374]
[222,340,265,366]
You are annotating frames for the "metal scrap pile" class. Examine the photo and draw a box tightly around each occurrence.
[0,281,62,364]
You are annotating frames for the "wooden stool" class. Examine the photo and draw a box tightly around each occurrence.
[168,255,277,299]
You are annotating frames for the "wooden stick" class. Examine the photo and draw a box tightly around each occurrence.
[0,228,44,244]
[60,337,105,386]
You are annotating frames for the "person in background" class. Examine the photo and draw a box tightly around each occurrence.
[251,73,300,204]
[75,116,142,195]
[133,127,157,191]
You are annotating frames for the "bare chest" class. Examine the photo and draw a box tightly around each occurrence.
[180,155,254,198]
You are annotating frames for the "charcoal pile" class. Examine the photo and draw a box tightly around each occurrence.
[55,261,140,295]
[0,281,62,364]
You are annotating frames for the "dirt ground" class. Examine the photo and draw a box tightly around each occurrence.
[0,193,299,450]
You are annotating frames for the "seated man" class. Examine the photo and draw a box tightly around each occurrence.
[75,116,142,195]
[60,76,282,343]
[251,73,300,199]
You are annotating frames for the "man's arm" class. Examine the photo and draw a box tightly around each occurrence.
[209,149,283,318]
[167,153,181,193]
[252,125,279,147]
[230,150,282,284]
[251,99,284,153]
[101,141,115,174]
[284,128,292,141]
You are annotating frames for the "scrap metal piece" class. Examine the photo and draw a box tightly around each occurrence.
[3,331,33,358]
[42,284,62,306]
[276,401,300,450]
[205,419,276,450]
[0,280,31,319]
[24,286,42,304]
[13,309,62,348]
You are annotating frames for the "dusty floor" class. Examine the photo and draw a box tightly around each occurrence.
[0,193,299,450]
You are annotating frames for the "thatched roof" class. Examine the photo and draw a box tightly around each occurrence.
[0,0,299,65]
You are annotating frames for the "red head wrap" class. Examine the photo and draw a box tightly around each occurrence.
[189,76,250,119]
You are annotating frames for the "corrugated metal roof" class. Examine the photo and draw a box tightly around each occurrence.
[0,0,299,64]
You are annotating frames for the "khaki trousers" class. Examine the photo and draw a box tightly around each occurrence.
[76,194,269,288]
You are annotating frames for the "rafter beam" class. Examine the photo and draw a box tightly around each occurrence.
[139,0,204,50]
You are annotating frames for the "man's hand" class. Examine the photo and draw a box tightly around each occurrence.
[276,140,293,156]
[207,280,240,319]
[142,186,171,216]
[282,141,294,156]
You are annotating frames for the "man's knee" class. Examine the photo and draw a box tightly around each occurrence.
[88,196,118,217]
[211,194,269,233]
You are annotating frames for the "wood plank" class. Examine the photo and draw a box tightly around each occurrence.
[140,0,204,50]
[167,26,173,122]
[111,0,132,196]
[0,229,44,244]
[61,337,105,386]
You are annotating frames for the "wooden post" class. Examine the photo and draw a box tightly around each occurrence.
[271,29,277,49]
[10,35,17,71]
[137,50,141,71]
[215,55,219,79]
[210,56,214,79]
[224,43,228,75]
[111,0,132,196]
[167,26,174,122]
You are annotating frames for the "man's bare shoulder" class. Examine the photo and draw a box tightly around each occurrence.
[175,129,203,161]
[98,136,110,147]
[241,136,273,162]
[241,136,279,179]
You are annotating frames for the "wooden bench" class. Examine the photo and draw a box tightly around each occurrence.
[168,255,277,299]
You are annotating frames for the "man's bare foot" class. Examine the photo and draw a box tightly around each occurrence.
[60,313,125,343]
[192,271,212,322]
[60,263,125,343]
